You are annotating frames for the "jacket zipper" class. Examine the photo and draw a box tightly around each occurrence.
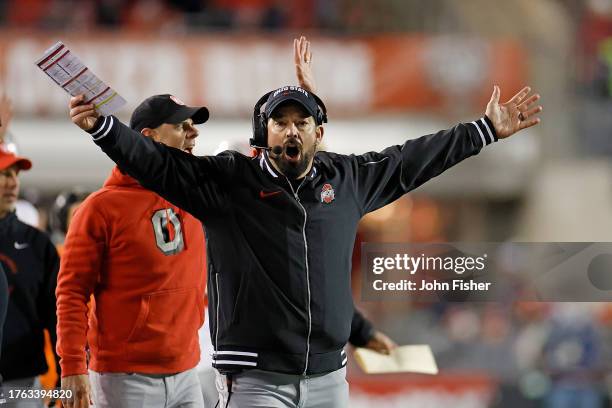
[285,176,311,375]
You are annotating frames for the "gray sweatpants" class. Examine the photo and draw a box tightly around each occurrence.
[198,369,218,408]
[89,368,204,408]
[215,367,348,408]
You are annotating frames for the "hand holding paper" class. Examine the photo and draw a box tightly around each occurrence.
[364,330,398,355]
[69,95,100,132]
[354,345,439,375]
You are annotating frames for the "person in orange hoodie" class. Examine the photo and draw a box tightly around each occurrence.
[56,94,209,408]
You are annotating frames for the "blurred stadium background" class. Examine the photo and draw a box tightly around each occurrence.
[1,0,612,407]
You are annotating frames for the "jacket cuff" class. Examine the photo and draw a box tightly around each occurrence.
[60,359,88,377]
[349,316,375,347]
[468,115,498,148]
[88,116,115,141]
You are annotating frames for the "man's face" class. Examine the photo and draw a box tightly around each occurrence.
[0,165,19,218]
[146,118,199,153]
[267,102,323,179]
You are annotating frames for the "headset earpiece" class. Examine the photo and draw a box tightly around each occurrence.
[312,94,328,125]
[250,91,273,149]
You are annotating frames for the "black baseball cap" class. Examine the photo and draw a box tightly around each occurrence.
[129,94,209,132]
[264,86,321,123]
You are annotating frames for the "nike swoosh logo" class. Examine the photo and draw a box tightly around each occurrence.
[259,190,282,199]
[14,242,29,250]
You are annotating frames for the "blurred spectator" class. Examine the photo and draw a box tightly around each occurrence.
[95,0,126,27]
[579,0,612,98]
[0,95,42,231]
[47,189,90,249]
[4,0,50,27]
[0,0,420,32]
[125,0,183,33]
[543,304,605,408]
[0,146,61,407]
[0,264,6,403]
[213,0,282,30]
[15,200,40,229]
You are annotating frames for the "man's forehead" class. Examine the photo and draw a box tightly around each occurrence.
[159,118,194,128]
[172,118,194,125]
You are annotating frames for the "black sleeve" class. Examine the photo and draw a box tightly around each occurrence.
[349,116,497,214]
[87,116,237,220]
[349,306,375,347]
[0,264,7,362]
[37,237,60,381]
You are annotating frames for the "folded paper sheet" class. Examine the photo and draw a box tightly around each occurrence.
[354,345,438,375]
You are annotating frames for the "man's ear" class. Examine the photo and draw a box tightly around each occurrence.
[315,125,324,147]
[141,128,156,140]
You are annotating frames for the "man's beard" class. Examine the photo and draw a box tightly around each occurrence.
[271,145,315,179]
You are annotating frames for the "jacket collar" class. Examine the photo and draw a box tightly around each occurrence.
[259,150,279,178]
[0,211,18,232]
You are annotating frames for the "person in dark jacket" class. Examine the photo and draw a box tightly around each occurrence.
[68,45,541,408]
[0,145,60,408]
[0,265,6,350]
[0,98,8,405]
[0,263,7,404]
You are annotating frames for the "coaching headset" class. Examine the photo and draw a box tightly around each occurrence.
[250,86,328,150]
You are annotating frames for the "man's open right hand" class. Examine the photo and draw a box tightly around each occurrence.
[69,95,99,132]
[61,374,92,408]
[294,36,316,93]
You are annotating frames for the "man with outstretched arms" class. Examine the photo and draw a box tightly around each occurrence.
[68,38,540,407]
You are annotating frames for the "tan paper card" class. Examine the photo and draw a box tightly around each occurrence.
[354,345,438,375]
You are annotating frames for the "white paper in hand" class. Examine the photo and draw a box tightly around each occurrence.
[354,345,438,375]
[35,41,126,116]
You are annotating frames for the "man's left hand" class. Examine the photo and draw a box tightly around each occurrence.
[365,330,398,355]
[485,85,542,139]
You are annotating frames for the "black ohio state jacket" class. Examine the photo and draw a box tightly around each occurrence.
[0,212,60,381]
[87,114,497,375]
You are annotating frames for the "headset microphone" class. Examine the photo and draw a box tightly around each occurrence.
[259,145,282,154]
